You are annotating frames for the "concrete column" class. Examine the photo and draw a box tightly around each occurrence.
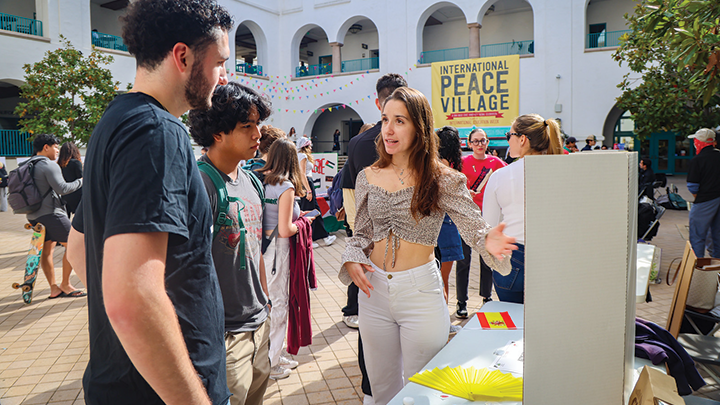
[468,23,481,59]
[330,42,343,74]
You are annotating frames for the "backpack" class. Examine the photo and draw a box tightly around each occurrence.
[327,167,344,215]
[7,157,51,214]
[658,185,687,211]
[197,161,273,270]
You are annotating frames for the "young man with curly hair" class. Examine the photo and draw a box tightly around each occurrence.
[66,1,233,404]
[188,82,276,403]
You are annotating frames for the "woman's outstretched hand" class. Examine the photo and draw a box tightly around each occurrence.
[346,262,375,297]
[486,223,518,261]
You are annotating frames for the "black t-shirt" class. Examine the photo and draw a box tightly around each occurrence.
[73,93,229,405]
[687,146,720,204]
[341,121,381,190]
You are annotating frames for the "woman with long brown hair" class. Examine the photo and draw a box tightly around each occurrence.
[58,142,82,217]
[258,138,312,380]
[483,113,564,304]
[340,87,516,404]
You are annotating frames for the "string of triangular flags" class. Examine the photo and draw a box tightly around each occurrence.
[225,63,418,115]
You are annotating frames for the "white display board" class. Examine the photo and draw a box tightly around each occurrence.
[523,152,637,405]
[311,152,338,197]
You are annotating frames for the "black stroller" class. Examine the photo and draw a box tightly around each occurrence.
[638,174,666,242]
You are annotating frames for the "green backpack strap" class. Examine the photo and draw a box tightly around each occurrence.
[243,168,277,206]
[198,161,248,270]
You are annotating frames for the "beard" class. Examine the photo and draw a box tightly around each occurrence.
[185,58,214,111]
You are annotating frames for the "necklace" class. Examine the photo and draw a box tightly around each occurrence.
[391,164,409,185]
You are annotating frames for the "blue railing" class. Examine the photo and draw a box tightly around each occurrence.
[92,32,128,52]
[481,40,534,57]
[586,30,630,49]
[341,57,379,72]
[295,63,332,77]
[0,130,33,157]
[420,47,469,64]
[236,62,263,76]
[0,12,43,37]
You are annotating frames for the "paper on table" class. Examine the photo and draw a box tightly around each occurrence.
[491,339,524,376]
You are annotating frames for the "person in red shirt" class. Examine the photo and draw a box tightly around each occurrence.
[455,129,507,318]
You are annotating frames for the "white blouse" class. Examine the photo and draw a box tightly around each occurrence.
[483,158,526,244]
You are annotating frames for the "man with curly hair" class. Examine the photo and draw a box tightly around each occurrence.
[188,82,276,403]
[66,0,233,404]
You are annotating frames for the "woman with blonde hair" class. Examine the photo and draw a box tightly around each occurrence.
[341,87,516,404]
[483,113,563,304]
[258,138,312,380]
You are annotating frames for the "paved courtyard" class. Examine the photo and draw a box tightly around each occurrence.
[0,174,718,404]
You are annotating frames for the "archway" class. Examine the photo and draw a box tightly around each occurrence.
[303,104,363,155]
[585,0,634,49]
[336,17,380,73]
[292,25,331,78]
[478,0,534,57]
[90,0,128,51]
[418,3,469,64]
[235,21,267,76]
[0,80,33,156]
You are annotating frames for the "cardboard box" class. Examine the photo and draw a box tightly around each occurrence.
[524,152,637,404]
[629,366,685,405]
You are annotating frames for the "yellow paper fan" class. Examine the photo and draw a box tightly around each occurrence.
[409,366,523,401]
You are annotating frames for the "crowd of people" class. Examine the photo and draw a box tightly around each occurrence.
[0,1,717,405]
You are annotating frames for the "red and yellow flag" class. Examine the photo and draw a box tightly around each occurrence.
[477,311,516,330]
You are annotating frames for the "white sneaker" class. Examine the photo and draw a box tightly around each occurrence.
[449,324,462,334]
[269,365,291,380]
[343,315,359,329]
[363,395,375,405]
[279,355,299,369]
[312,242,320,249]
[324,235,337,246]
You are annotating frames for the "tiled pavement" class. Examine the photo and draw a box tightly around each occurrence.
[0,174,718,404]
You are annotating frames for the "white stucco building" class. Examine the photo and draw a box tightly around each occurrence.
[4,0,691,172]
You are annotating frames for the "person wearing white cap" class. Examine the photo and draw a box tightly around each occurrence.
[687,128,720,258]
[297,137,337,248]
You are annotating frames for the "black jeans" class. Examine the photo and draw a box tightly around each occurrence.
[455,240,493,302]
[342,283,359,316]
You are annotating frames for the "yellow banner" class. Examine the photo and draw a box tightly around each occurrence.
[431,55,519,134]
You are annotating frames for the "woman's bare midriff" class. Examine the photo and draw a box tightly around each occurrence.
[369,234,435,272]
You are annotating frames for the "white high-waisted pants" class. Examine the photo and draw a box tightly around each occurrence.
[263,237,291,367]
[359,260,450,405]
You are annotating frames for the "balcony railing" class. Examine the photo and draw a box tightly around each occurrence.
[92,32,128,52]
[0,12,42,37]
[481,40,534,58]
[0,130,33,157]
[341,57,379,73]
[586,30,630,49]
[295,63,332,78]
[420,47,469,64]
[236,62,263,76]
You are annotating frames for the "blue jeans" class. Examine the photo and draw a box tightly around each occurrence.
[492,243,524,304]
[689,196,720,258]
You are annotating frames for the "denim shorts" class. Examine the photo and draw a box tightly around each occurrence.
[435,214,464,263]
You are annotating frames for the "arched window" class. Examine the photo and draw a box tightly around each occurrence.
[235,22,266,76]
[0,1,43,37]
[337,17,380,73]
[478,0,534,57]
[294,26,331,77]
[418,5,469,64]
[90,0,128,51]
[585,0,634,49]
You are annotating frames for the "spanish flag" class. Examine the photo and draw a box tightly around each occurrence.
[477,312,516,330]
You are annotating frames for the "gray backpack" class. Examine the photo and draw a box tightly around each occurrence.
[7,157,50,214]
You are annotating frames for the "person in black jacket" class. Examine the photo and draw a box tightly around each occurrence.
[0,160,7,212]
[58,142,83,217]
[639,158,655,199]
